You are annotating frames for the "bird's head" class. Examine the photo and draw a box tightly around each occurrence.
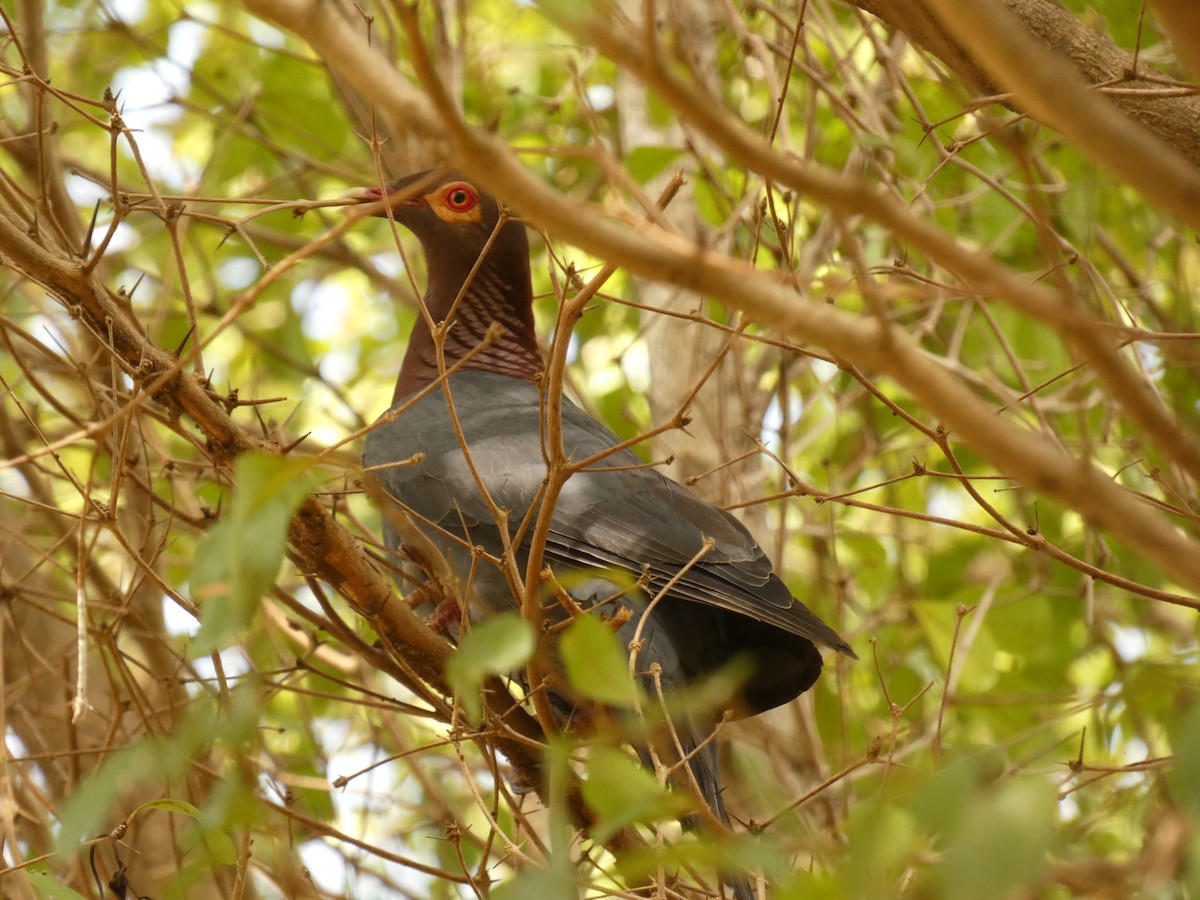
[347,168,540,395]
[347,169,516,261]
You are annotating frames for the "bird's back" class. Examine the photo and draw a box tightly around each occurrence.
[365,369,849,715]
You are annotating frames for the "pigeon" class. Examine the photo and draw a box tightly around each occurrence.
[354,169,854,899]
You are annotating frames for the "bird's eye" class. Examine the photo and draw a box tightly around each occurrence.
[444,186,477,212]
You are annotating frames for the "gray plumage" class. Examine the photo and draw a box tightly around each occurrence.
[356,170,854,900]
[365,369,852,710]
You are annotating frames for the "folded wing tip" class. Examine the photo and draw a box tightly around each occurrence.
[834,639,858,660]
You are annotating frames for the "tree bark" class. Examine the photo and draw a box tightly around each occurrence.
[853,0,1200,167]
[617,0,765,511]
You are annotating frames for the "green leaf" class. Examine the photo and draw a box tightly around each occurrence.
[560,614,642,706]
[910,599,1000,695]
[842,794,919,899]
[935,776,1054,900]
[1168,701,1200,813]
[611,831,784,887]
[446,612,536,723]
[582,746,689,841]
[691,176,725,227]
[128,796,239,866]
[204,826,240,866]
[26,870,90,900]
[492,863,578,900]
[131,798,202,820]
[624,146,685,185]
[192,452,317,653]
[56,685,261,854]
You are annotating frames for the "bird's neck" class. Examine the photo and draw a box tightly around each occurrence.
[393,247,542,402]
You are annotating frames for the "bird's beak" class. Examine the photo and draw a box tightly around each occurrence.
[340,184,427,218]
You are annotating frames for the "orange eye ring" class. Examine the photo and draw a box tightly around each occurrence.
[444,185,477,212]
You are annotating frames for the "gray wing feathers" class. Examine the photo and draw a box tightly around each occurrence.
[365,371,848,654]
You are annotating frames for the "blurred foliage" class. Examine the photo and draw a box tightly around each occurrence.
[1,1,1197,898]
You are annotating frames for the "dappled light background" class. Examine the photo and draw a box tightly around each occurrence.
[2,1,1199,898]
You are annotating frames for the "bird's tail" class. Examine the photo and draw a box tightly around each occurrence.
[638,710,758,897]
[673,733,756,900]
[620,608,756,899]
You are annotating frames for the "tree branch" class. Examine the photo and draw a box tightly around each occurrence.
[854,0,1200,167]
[0,194,563,825]
[1150,0,1200,77]
[242,0,1200,595]
[916,0,1200,237]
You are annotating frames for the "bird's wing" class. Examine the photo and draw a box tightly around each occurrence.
[365,371,851,654]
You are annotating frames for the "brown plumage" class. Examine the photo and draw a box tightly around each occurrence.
[355,170,542,400]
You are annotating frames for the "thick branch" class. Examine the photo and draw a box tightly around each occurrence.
[0,199,558,810]
[916,0,1200,235]
[1149,0,1200,79]
[569,10,1200,492]
[855,0,1200,167]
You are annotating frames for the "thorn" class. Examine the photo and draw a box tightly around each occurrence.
[281,432,311,455]
[81,200,100,256]
[172,325,195,357]
[253,401,270,437]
